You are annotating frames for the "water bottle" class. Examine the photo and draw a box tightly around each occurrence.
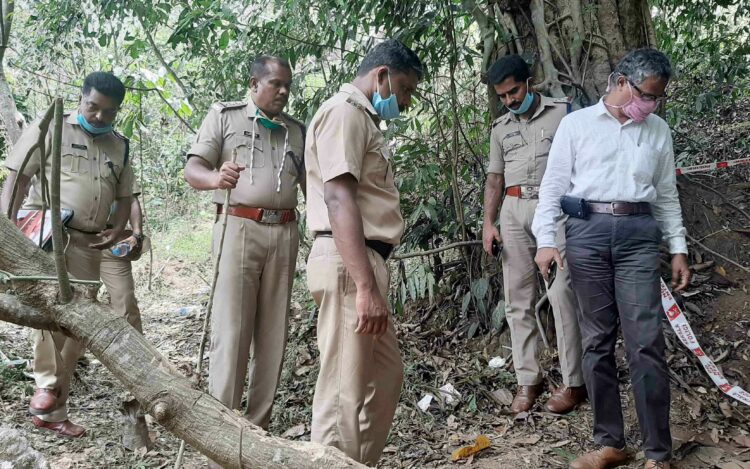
[111,241,132,257]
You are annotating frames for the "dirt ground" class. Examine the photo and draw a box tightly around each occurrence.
[2,108,750,468]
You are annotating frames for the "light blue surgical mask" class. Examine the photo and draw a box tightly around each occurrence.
[76,113,113,135]
[371,71,400,120]
[507,79,534,115]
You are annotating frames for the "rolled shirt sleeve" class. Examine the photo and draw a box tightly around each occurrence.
[487,126,505,175]
[532,115,575,249]
[187,107,223,168]
[4,119,48,176]
[651,133,688,254]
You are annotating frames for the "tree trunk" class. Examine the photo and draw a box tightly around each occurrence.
[486,0,654,106]
[0,216,364,469]
[0,0,23,146]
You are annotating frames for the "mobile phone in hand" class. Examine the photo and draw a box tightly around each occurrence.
[492,239,503,257]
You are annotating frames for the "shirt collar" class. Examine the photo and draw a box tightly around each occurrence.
[340,83,378,115]
[67,111,80,125]
[501,94,557,124]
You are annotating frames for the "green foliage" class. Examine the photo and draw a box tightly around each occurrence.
[653,0,750,129]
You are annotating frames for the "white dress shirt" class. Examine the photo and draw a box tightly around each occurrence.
[531,98,688,254]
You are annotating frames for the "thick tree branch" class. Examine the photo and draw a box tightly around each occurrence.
[0,216,364,468]
[139,16,193,106]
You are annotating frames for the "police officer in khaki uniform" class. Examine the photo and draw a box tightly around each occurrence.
[184,56,305,434]
[1,72,133,438]
[482,56,585,414]
[305,39,422,466]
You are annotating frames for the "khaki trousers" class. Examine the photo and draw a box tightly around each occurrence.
[100,251,142,333]
[307,237,403,466]
[499,197,583,387]
[33,231,101,422]
[208,216,298,429]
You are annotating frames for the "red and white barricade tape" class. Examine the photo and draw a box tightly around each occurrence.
[675,157,750,176]
[660,278,750,406]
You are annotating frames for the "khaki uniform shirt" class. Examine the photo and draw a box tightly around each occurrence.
[305,84,404,245]
[4,111,134,232]
[188,99,305,210]
[488,95,570,187]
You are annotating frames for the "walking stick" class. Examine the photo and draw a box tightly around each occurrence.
[174,149,237,469]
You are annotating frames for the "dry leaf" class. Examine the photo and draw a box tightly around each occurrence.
[491,389,514,406]
[510,435,541,445]
[282,423,306,438]
[734,435,750,448]
[720,401,734,418]
[451,435,491,461]
[716,265,728,277]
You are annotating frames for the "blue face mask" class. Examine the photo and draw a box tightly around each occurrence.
[508,90,534,115]
[371,71,400,120]
[76,113,113,135]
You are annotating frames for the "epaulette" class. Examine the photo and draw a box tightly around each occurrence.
[281,112,306,132]
[345,96,379,124]
[491,113,510,129]
[212,101,247,112]
[112,130,130,167]
[553,97,571,104]
[552,97,574,114]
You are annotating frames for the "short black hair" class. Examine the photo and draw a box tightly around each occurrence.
[356,39,424,80]
[488,55,531,86]
[250,55,292,81]
[82,72,126,105]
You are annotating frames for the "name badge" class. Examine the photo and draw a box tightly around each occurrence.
[243,131,261,139]
[72,143,88,150]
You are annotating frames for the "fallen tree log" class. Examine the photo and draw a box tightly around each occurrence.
[0,215,364,469]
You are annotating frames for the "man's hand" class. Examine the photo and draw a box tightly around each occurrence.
[354,286,389,336]
[671,253,691,292]
[214,161,246,190]
[89,228,123,250]
[482,222,502,256]
[535,247,564,282]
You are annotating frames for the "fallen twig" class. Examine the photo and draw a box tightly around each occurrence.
[687,234,750,273]
[686,175,750,222]
[392,240,482,260]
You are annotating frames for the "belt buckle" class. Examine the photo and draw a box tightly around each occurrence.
[521,186,539,199]
[610,202,627,216]
[260,209,282,224]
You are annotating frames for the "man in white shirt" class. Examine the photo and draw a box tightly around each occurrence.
[532,49,690,469]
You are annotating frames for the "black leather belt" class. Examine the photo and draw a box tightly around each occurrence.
[315,231,394,260]
[587,201,651,216]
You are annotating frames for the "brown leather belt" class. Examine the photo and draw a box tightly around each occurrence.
[216,204,296,224]
[587,201,651,216]
[505,185,539,199]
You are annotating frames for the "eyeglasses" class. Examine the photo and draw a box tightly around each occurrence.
[627,79,668,103]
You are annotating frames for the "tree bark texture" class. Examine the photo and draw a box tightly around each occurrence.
[485,0,654,106]
[0,216,365,469]
[0,0,23,146]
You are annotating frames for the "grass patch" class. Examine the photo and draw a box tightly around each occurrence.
[153,210,214,264]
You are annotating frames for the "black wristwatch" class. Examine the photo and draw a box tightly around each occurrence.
[133,232,144,243]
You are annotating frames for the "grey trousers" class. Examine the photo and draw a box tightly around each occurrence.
[565,213,671,462]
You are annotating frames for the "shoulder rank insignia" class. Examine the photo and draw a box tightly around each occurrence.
[212,101,247,112]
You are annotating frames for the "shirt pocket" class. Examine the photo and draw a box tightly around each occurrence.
[62,145,89,174]
[535,131,554,158]
[363,146,393,188]
[284,145,304,179]
[228,134,264,168]
[100,153,124,184]
[632,143,660,185]
[501,131,527,161]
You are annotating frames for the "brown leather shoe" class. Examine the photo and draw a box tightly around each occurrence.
[29,388,58,415]
[544,385,587,414]
[569,447,631,469]
[31,416,86,438]
[644,460,670,469]
[510,384,544,413]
